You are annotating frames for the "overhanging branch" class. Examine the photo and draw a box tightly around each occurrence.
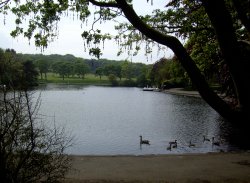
[88,0,119,8]
[0,0,10,9]
[115,0,237,120]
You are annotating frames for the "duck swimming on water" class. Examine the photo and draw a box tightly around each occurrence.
[169,140,177,148]
[203,135,210,142]
[189,140,195,147]
[169,140,177,145]
[212,137,220,146]
[139,135,150,145]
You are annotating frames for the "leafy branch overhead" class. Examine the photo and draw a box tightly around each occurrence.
[1,0,250,123]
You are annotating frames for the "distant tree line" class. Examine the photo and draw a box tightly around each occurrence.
[19,53,154,87]
[1,48,196,89]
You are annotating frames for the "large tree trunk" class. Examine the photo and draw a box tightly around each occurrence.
[115,0,241,121]
[201,0,250,124]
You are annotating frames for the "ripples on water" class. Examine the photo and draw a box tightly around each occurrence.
[34,84,239,155]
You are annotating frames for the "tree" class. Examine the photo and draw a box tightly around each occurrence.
[0,88,71,182]
[103,64,118,76]
[2,0,250,124]
[121,60,133,80]
[36,59,49,80]
[95,67,104,80]
[108,74,118,86]
[74,60,90,79]
[0,49,22,87]
[0,57,72,182]
[51,61,61,75]
[57,62,68,80]
[21,60,39,89]
[0,49,38,89]
[150,57,186,88]
[136,64,151,87]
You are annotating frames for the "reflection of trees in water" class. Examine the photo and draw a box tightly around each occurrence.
[171,96,219,140]
[219,117,250,150]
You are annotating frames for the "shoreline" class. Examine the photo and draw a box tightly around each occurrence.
[161,88,201,98]
[51,85,248,182]
[65,152,250,183]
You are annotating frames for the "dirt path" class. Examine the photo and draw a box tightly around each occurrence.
[64,152,250,183]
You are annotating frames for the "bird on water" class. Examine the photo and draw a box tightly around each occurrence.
[212,137,220,146]
[139,135,150,145]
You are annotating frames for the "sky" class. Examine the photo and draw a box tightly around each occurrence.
[0,1,173,64]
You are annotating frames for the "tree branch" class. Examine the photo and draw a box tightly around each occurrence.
[88,0,119,8]
[0,0,10,9]
[115,0,237,120]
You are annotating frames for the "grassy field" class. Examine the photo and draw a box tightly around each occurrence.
[39,73,111,85]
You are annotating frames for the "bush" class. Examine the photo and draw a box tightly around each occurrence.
[162,77,187,89]
[121,79,136,87]
[108,74,118,86]
[0,88,72,183]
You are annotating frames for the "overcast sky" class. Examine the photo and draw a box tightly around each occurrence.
[0,1,173,64]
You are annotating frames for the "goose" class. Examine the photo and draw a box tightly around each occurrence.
[166,144,172,151]
[189,140,195,147]
[169,140,177,145]
[203,135,210,142]
[169,140,177,148]
[172,142,177,148]
[139,135,150,145]
[212,137,220,146]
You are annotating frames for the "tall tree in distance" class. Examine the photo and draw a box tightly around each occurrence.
[36,59,49,80]
[74,59,90,79]
[21,60,39,89]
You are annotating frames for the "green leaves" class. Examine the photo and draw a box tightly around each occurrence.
[82,29,111,58]
[89,47,102,58]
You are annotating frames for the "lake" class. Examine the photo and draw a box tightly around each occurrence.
[34,84,238,155]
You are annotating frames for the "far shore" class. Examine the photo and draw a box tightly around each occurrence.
[64,152,250,183]
[162,88,201,98]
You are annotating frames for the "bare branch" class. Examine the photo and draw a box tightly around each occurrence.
[0,0,10,9]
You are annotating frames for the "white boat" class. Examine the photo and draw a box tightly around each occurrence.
[143,86,159,91]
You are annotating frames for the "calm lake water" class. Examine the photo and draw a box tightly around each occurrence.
[34,84,238,155]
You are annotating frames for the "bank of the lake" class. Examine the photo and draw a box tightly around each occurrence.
[38,73,137,86]
[35,85,248,182]
[39,73,111,85]
[61,88,250,182]
[162,88,201,98]
[64,152,250,183]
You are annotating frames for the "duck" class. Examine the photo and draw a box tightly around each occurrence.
[188,140,195,147]
[169,140,177,146]
[139,135,150,145]
[203,135,210,142]
[212,137,220,146]
[172,142,177,148]
[166,144,172,151]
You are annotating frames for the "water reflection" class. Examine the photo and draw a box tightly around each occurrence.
[33,84,241,155]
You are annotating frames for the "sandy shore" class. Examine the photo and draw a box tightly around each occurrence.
[64,152,250,183]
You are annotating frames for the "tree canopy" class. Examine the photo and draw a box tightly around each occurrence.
[1,0,250,125]
[0,48,39,89]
